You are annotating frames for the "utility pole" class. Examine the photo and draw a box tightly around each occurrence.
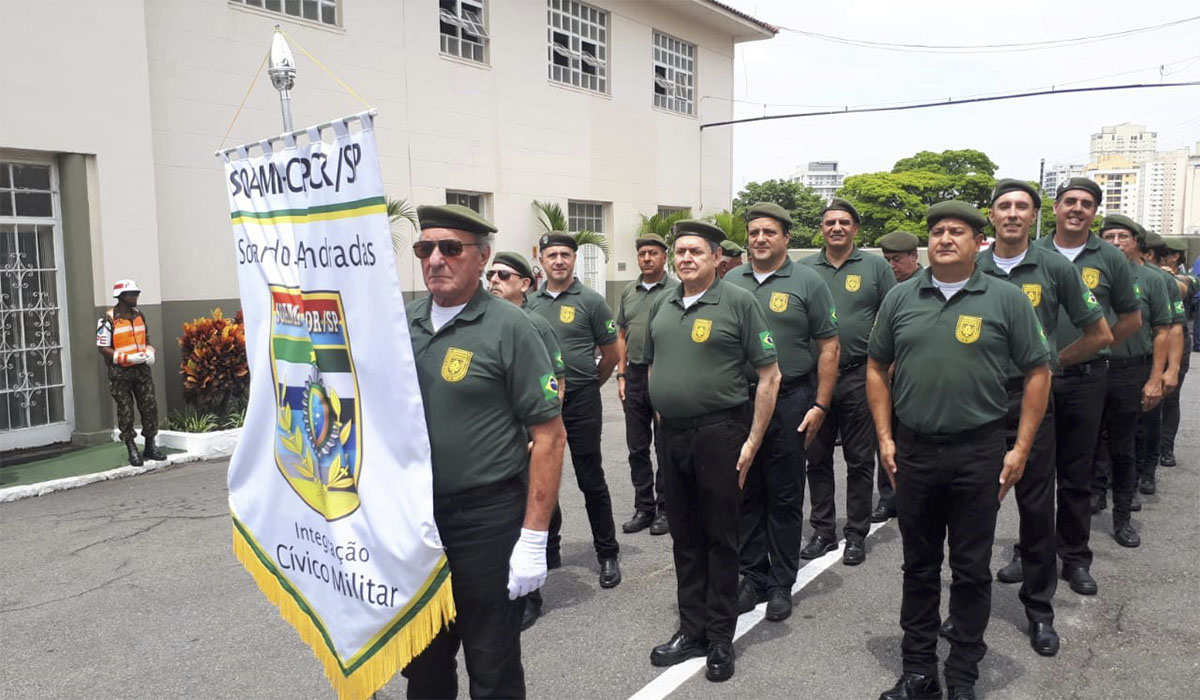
[268,26,296,132]
[1035,157,1045,238]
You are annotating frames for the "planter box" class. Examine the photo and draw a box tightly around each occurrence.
[111,427,242,460]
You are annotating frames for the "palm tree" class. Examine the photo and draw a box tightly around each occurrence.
[387,196,418,252]
[637,209,692,239]
[532,199,610,261]
[704,210,748,248]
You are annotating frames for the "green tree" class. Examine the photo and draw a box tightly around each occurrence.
[386,196,417,252]
[732,179,826,248]
[532,199,609,260]
[637,209,692,239]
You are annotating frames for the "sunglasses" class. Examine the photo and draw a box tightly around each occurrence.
[412,240,481,259]
[485,269,520,281]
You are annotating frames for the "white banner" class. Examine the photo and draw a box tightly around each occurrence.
[223,113,452,699]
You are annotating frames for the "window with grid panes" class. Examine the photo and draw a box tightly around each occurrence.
[547,0,608,94]
[446,191,484,215]
[652,31,695,115]
[439,0,488,64]
[657,206,689,217]
[230,0,338,27]
[568,201,605,233]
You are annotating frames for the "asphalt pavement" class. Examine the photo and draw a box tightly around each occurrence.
[2,377,1198,699]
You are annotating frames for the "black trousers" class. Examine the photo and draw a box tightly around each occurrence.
[1160,355,1188,457]
[739,381,813,592]
[1053,363,1108,570]
[403,479,526,699]
[895,421,1005,688]
[662,411,747,645]
[806,364,876,540]
[877,457,896,511]
[1003,386,1057,624]
[623,364,666,514]
[1135,404,1162,484]
[549,382,619,562]
[1093,363,1148,522]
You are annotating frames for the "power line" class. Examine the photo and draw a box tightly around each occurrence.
[701,81,1200,130]
[776,15,1200,54]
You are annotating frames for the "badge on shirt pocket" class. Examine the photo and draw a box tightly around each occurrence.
[955,315,982,344]
[1022,283,1042,307]
[769,291,789,312]
[1081,267,1100,289]
[691,319,712,343]
[441,347,473,382]
[559,306,576,323]
[845,275,862,292]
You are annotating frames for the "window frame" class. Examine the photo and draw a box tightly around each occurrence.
[439,0,489,65]
[547,0,609,95]
[445,190,490,218]
[567,200,606,234]
[228,0,341,29]
[651,30,696,116]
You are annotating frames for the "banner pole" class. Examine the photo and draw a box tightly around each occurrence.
[268,25,296,132]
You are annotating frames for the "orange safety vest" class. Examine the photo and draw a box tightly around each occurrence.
[105,309,148,367]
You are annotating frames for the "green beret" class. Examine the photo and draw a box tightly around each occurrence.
[492,251,535,280]
[743,202,793,228]
[416,204,497,235]
[538,231,578,252]
[634,233,668,250]
[1165,238,1187,253]
[926,200,987,233]
[821,197,860,225]
[1143,231,1165,249]
[1100,214,1142,240]
[720,240,745,256]
[1055,177,1103,205]
[991,178,1042,210]
[877,230,920,253]
[673,219,726,244]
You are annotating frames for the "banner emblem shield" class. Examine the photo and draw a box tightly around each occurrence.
[955,315,983,344]
[691,318,712,343]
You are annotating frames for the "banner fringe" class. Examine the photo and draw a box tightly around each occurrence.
[233,524,456,700]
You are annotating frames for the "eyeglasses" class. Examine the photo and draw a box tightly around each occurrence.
[412,240,481,259]
[485,269,518,281]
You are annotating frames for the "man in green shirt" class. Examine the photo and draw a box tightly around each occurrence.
[867,200,1051,700]
[403,205,566,698]
[1032,177,1141,597]
[717,239,744,278]
[646,219,780,683]
[974,179,1111,658]
[527,232,622,589]
[1153,237,1195,468]
[727,202,839,623]
[615,232,678,536]
[801,198,896,564]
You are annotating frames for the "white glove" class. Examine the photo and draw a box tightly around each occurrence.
[144,347,156,366]
[127,351,149,365]
[506,528,549,600]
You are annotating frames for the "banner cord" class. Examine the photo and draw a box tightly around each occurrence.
[279,28,374,111]
[216,46,271,153]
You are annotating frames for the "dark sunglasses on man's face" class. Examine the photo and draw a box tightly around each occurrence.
[485,269,518,281]
[412,239,481,259]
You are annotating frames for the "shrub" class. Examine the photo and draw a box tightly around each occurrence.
[179,308,249,423]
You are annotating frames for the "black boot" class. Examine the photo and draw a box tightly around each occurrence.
[143,435,167,461]
[126,441,144,467]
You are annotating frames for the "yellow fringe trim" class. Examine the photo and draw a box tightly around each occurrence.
[232,522,455,700]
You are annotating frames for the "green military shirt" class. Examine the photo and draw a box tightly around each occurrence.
[868,267,1052,434]
[646,277,777,419]
[1111,263,1173,359]
[1145,264,1187,325]
[801,246,895,365]
[408,286,562,496]
[526,278,617,387]
[725,258,838,381]
[616,274,678,365]
[977,244,1104,375]
[524,306,566,381]
[1033,233,1140,359]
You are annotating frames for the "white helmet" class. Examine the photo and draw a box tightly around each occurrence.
[112,279,142,298]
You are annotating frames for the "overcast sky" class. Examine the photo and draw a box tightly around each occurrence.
[718,0,1200,192]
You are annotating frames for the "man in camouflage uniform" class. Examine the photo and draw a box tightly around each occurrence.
[96,279,166,466]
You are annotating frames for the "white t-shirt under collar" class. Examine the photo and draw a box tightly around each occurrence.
[431,301,468,332]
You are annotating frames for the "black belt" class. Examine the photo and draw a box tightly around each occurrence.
[1059,357,1107,378]
[1108,355,1151,370]
[749,372,812,398]
[434,475,523,507]
[661,405,744,430]
[840,356,868,374]
[895,418,1005,446]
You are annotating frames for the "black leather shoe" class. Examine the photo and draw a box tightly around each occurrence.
[938,618,955,640]
[142,436,167,461]
[1090,491,1106,514]
[1139,477,1156,495]
[1130,493,1142,512]
[704,641,735,682]
[546,549,561,570]
[650,631,707,667]
[764,588,792,622]
[521,591,543,631]
[1029,621,1059,656]
[649,512,670,536]
[1062,566,1098,595]
[599,558,621,588]
[125,441,144,467]
[843,537,866,566]
[736,579,765,614]
[1113,522,1141,548]
[996,555,1023,584]
[622,510,654,533]
[1160,451,1177,467]
[948,685,977,700]
[879,673,941,700]
[800,533,838,560]
[871,502,897,523]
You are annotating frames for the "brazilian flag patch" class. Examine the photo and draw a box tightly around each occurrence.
[606,319,616,333]
[541,374,560,402]
[1175,300,1185,314]
[759,330,775,352]
[554,350,564,371]
[1084,290,1099,310]
[830,305,838,323]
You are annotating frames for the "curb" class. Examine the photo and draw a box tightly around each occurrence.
[0,452,209,504]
